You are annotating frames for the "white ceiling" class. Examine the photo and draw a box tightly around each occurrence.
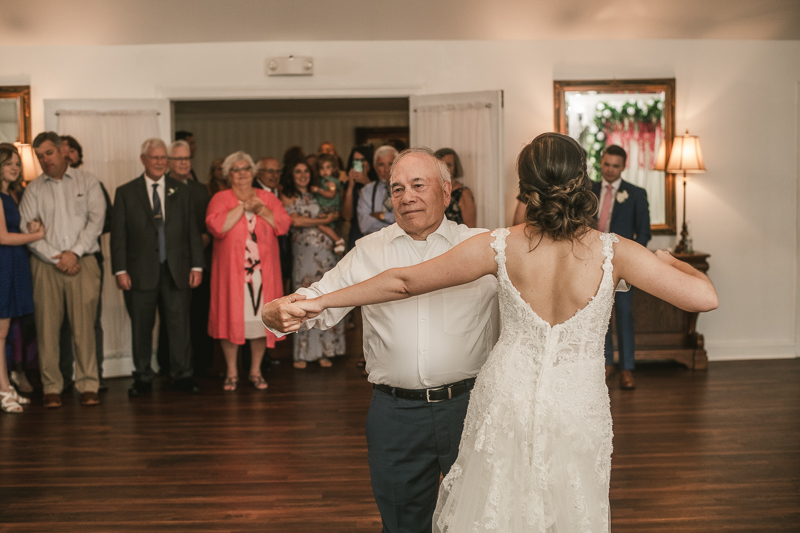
[2,0,799,46]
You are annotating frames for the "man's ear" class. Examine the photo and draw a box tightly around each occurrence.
[442,180,452,205]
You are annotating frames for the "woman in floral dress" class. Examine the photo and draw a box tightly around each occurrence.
[280,160,345,369]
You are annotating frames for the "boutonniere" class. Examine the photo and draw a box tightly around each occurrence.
[167,188,177,197]
[616,190,629,203]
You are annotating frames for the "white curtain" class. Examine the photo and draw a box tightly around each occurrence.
[414,102,499,229]
[57,110,160,374]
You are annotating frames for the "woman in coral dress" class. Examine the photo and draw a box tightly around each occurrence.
[206,151,291,391]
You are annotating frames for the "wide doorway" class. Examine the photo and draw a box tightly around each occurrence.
[172,97,410,181]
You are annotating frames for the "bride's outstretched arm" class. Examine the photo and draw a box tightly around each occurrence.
[613,238,719,313]
[299,232,497,315]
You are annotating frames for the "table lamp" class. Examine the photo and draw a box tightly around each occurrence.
[654,130,706,253]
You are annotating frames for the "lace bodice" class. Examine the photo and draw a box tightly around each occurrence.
[434,228,617,533]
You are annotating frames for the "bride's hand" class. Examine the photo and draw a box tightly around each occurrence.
[294,298,324,319]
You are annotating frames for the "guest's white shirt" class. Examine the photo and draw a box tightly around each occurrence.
[597,177,622,232]
[19,167,106,264]
[144,174,166,218]
[357,180,396,236]
[266,218,499,389]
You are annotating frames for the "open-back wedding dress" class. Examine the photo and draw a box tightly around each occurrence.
[433,228,617,533]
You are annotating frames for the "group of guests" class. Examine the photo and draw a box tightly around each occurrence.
[0,128,479,410]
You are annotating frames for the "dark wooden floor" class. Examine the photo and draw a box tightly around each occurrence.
[1,356,798,532]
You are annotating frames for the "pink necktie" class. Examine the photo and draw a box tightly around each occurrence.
[598,184,614,232]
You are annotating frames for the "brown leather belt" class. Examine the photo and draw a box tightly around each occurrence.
[373,378,476,403]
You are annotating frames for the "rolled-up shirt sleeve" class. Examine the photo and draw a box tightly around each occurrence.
[262,245,365,338]
[70,177,106,257]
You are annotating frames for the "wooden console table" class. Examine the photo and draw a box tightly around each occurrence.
[609,251,710,370]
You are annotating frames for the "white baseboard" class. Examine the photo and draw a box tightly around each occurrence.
[706,340,798,361]
[100,351,160,379]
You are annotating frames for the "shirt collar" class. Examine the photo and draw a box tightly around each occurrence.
[384,216,458,246]
[604,177,622,191]
[44,169,73,182]
[144,174,165,189]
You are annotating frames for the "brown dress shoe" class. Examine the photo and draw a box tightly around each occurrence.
[619,370,636,390]
[605,365,614,380]
[80,392,100,406]
[43,393,62,408]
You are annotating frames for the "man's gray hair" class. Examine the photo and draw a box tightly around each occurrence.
[141,138,167,156]
[391,147,452,185]
[169,140,191,154]
[222,151,256,179]
[374,145,399,166]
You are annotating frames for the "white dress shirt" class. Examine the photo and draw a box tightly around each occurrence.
[357,180,396,235]
[144,174,167,218]
[597,177,622,232]
[19,167,106,264]
[268,218,499,389]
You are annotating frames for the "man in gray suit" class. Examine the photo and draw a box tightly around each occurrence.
[110,138,204,396]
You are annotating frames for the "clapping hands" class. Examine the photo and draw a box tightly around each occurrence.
[242,196,265,214]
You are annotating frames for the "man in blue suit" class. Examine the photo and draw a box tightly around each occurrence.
[592,145,651,389]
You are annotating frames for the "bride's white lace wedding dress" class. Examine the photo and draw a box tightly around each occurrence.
[433,228,617,533]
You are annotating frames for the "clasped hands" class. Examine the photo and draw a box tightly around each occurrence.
[242,196,269,216]
[53,250,81,276]
[261,293,326,333]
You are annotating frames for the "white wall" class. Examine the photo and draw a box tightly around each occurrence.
[1,39,798,362]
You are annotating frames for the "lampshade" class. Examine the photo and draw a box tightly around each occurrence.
[13,142,43,182]
[653,140,668,171]
[666,130,706,174]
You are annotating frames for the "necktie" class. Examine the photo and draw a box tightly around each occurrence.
[152,183,167,263]
[598,183,614,233]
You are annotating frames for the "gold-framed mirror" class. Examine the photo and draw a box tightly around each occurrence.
[0,85,32,144]
[554,79,676,235]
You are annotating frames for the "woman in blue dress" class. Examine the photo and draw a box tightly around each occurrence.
[0,144,45,413]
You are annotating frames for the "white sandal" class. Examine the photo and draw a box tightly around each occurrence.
[11,388,30,405]
[0,389,23,413]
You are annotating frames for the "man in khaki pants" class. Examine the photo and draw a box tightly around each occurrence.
[20,132,106,408]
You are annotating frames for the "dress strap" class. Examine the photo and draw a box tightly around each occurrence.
[599,232,619,263]
[490,228,511,268]
[600,232,630,292]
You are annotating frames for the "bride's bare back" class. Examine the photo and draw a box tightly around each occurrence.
[504,225,608,327]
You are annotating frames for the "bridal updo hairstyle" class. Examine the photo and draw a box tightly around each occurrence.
[517,132,598,242]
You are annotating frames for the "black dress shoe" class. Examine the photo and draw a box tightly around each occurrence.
[128,380,152,397]
[172,378,200,394]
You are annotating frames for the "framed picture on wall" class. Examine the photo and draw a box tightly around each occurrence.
[554,78,676,235]
[355,126,409,151]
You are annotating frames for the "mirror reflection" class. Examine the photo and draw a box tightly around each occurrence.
[554,79,676,234]
[565,90,666,225]
[0,99,19,143]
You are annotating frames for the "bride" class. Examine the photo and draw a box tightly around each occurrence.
[296,133,718,532]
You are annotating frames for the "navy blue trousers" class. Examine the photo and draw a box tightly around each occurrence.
[605,290,636,370]
[366,387,471,533]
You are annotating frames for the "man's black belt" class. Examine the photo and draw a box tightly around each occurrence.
[373,378,476,403]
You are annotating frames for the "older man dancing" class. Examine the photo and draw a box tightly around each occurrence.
[262,147,498,533]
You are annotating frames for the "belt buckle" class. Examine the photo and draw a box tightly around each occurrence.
[426,385,452,403]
